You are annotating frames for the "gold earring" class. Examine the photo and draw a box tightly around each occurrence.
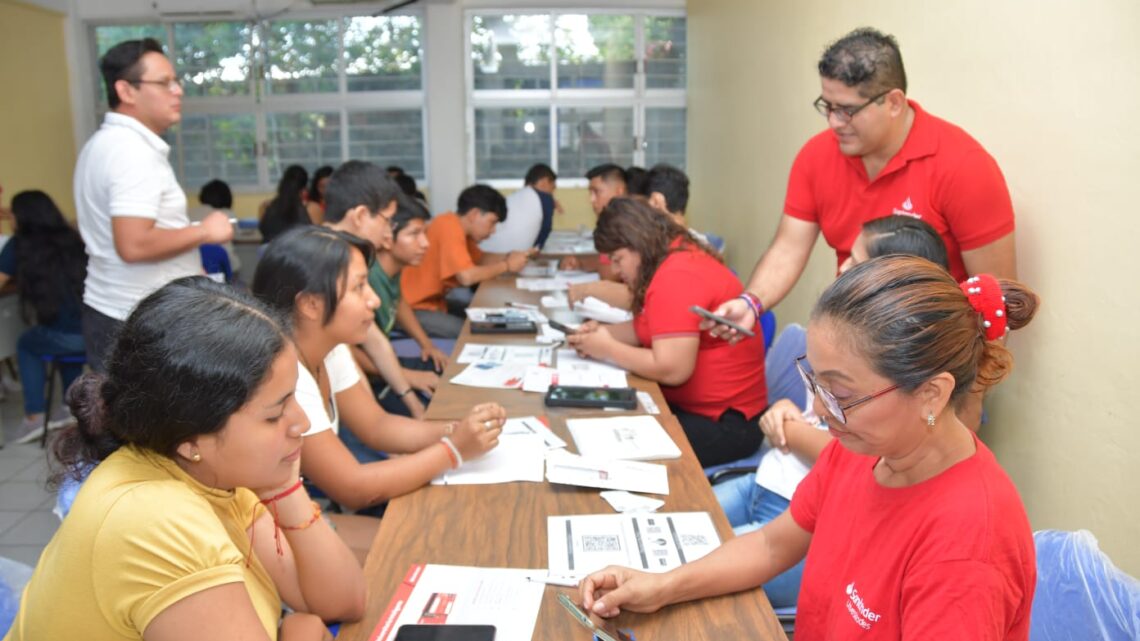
[926,413,936,428]
[191,452,201,462]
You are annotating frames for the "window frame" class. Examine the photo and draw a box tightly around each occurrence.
[465,7,686,188]
[86,9,430,193]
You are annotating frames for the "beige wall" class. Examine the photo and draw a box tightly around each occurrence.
[688,0,1140,574]
[0,0,76,220]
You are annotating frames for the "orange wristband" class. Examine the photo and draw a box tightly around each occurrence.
[280,501,322,531]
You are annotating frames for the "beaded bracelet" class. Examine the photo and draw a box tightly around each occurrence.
[280,501,323,531]
[737,292,764,325]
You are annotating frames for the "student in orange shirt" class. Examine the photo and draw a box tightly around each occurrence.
[400,185,533,338]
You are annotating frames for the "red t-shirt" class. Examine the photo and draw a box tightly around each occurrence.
[784,100,1015,281]
[400,212,483,312]
[789,435,1036,641]
[632,246,766,419]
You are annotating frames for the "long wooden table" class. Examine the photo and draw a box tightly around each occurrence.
[336,275,786,641]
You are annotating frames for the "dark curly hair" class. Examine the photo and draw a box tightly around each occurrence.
[9,190,86,326]
[593,197,720,314]
[818,27,907,97]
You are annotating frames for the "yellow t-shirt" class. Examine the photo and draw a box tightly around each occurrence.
[4,446,280,640]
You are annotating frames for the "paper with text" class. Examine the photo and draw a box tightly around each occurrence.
[546,512,721,580]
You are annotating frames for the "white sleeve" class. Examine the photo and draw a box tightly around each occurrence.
[296,360,334,437]
[107,141,161,220]
[325,344,362,394]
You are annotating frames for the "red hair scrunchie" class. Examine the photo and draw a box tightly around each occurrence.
[960,274,1007,341]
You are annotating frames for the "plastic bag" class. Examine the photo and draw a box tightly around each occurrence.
[1031,529,1140,641]
[1,556,34,636]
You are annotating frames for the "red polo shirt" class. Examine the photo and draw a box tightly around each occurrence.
[632,244,767,420]
[784,100,1015,281]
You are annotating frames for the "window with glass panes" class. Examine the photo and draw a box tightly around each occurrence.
[467,10,686,185]
[90,13,426,192]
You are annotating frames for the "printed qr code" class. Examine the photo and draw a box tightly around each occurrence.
[680,534,709,546]
[581,535,621,552]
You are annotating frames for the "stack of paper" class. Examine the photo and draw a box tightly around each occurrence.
[574,296,633,324]
[520,352,629,393]
[545,450,669,495]
[566,415,681,461]
[545,512,721,579]
[516,272,601,292]
[450,361,529,389]
[500,416,567,450]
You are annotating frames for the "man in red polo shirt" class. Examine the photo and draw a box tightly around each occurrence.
[711,27,1016,337]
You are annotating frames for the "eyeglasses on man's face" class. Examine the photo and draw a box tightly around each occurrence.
[129,78,184,93]
[795,355,901,425]
[812,89,892,124]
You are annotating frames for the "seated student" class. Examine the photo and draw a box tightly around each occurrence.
[642,163,710,245]
[305,165,334,225]
[189,179,242,275]
[712,214,951,609]
[7,277,364,640]
[480,164,558,253]
[251,227,504,517]
[259,165,311,244]
[560,163,628,269]
[0,190,86,444]
[366,194,449,372]
[320,161,436,419]
[567,198,767,467]
[579,256,1040,640]
[400,185,533,338]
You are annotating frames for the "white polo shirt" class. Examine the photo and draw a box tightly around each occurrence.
[75,112,201,320]
[480,186,543,253]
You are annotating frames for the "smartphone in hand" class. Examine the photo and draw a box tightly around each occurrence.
[690,305,756,337]
[547,319,578,335]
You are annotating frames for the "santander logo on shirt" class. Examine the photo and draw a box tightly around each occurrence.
[892,196,922,219]
[844,582,882,630]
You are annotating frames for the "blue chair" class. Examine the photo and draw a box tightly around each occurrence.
[1030,529,1139,641]
[759,310,777,351]
[200,244,233,283]
[705,233,726,253]
[40,352,86,448]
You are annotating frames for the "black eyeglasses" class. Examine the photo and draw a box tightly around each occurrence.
[130,78,183,93]
[795,355,900,425]
[812,89,892,123]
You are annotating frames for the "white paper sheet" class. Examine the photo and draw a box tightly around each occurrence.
[500,415,567,450]
[432,433,545,485]
[516,272,600,292]
[566,415,682,461]
[449,362,529,389]
[636,391,661,415]
[545,450,669,495]
[371,564,545,641]
[573,296,633,324]
[599,490,665,514]
[546,512,721,580]
[456,344,554,366]
[556,350,629,387]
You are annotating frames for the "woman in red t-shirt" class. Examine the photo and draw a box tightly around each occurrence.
[577,255,1041,641]
[567,197,767,467]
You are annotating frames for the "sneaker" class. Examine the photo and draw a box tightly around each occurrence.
[13,417,45,445]
[47,407,75,430]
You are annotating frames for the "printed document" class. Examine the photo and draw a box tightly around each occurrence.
[546,512,721,579]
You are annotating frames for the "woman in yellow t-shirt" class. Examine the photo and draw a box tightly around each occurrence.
[4,277,364,641]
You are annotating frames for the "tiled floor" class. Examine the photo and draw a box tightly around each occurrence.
[0,390,60,570]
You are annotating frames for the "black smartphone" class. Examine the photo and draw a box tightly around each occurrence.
[689,305,756,337]
[470,320,537,334]
[547,319,578,335]
[393,624,496,641]
[545,385,638,410]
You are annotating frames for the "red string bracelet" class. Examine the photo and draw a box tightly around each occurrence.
[260,478,303,505]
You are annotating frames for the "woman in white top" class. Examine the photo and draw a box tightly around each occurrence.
[251,226,503,515]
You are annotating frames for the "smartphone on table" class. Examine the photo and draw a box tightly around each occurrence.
[689,305,756,337]
[545,385,638,410]
[393,624,496,641]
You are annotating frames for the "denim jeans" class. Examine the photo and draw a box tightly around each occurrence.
[17,326,86,415]
[81,304,123,374]
[713,473,806,608]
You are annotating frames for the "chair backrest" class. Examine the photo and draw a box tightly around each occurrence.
[199,244,232,283]
[1030,529,1140,641]
[764,323,808,409]
[759,309,777,350]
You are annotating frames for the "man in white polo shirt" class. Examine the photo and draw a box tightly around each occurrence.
[76,38,232,371]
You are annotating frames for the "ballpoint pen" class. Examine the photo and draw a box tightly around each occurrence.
[526,575,580,587]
